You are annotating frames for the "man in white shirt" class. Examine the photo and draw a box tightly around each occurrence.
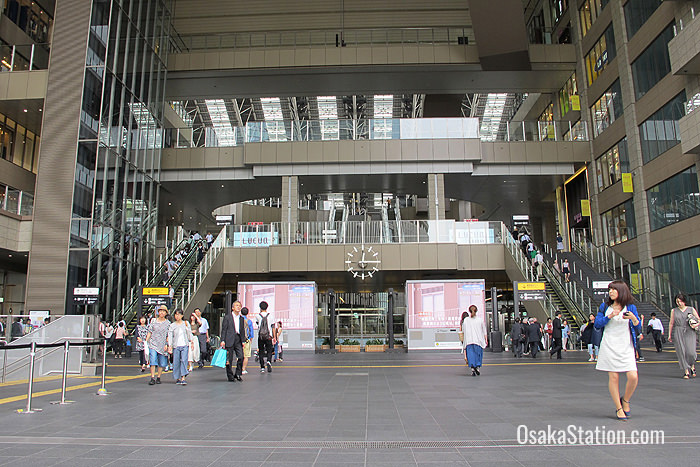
[206,233,213,249]
[534,251,544,278]
[648,312,664,352]
[194,308,209,367]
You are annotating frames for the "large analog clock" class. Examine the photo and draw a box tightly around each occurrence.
[345,245,381,280]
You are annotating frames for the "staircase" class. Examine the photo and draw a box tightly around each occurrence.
[116,228,227,329]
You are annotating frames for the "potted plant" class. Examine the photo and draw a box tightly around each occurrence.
[339,338,361,352]
[394,339,405,348]
[321,337,340,350]
[364,338,386,352]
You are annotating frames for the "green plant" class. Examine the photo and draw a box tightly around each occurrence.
[394,339,404,345]
[322,337,341,345]
[342,338,360,345]
[365,338,385,345]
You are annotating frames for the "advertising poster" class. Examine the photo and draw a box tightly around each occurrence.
[406,280,486,329]
[237,282,316,330]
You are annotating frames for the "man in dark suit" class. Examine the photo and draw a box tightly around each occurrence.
[526,318,542,358]
[220,300,247,381]
[550,311,564,359]
[511,317,523,358]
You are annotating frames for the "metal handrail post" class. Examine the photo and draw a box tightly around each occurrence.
[51,341,73,405]
[96,340,109,396]
[2,347,7,383]
[17,342,41,414]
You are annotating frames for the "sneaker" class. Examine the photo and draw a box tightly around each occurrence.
[180,380,187,386]
[266,362,272,373]
[156,377,161,384]
[242,370,248,375]
[639,357,645,362]
[175,380,182,385]
[588,357,594,362]
[149,378,156,385]
[260,369,266,373]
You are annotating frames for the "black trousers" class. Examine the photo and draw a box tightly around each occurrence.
[198,334,208,364]
[512,340,523,357]
[138,349,147,366]
[652,330,663,352]
[529,341,539,358]
[113,338,125,356]
[225,337,243,380]
[258,337,273,368]
[550,338,562,359]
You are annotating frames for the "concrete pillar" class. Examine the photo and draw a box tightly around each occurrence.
[427,174,445,220]
[25,0,93,315]
[281,176,299,242]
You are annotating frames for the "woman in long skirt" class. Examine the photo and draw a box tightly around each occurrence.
[461,305,488,376]
[668,294,700,379]
[595,281,641,420]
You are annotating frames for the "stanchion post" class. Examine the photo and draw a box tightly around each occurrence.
[17,342,42,414]
[51,341,74,405]
[2,347,7,383]
[96,340,109,396]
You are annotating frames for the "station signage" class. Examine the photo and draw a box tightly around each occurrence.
[592,281,610,298]
[516,282,546,301]
[215,215,233,225]
[141,287,170,306]
[232,231,279,247]
[73,287,99,305]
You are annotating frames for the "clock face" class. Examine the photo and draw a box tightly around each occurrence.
[345,245,380,280]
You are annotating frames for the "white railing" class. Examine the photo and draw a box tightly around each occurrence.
[225,220,504,246]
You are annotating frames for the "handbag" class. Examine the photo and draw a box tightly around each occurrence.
[211,348,227,368]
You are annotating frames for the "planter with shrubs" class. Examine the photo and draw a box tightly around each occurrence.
[339,338,361,352]
[364,338,386,352]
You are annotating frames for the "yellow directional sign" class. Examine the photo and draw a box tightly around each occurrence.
[143,287,169,296]
[581,199,591,216]
[517,282,545,291]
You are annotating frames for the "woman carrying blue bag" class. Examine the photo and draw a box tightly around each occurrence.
[594,280,641,421]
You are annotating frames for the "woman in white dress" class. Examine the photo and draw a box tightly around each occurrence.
[595,281,641,420]
[461,305,488,377]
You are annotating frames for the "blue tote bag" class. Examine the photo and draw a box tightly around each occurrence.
[211,348,227,368]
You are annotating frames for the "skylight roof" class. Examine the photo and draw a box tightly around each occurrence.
[205,99,237,146]
[373,95,393,118]
[317,96,338,119]
[479,93,508,141]
[260,97,284,120]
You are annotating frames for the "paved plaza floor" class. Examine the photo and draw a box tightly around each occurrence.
[0,347,698,466]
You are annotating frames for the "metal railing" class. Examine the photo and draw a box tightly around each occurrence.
[179,27,476,51]
[674,1,700,34]
[569,229,696,311]
[1,339,106,413]
[0,186,34,216]
[164,118,589,148]
[0,43,50,72]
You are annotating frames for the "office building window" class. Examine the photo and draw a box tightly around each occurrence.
[579,0,610,37]
[558,72,578,116]
[584,24,616,85]
[624,0,663,38]
[631,23,675,100]
[647,167,700,230]
[602,199,636,246]
[551,0,568,25]
[639,91,686,163]
[654,245,700,302]
[596,138,629,191]
[591,79,623,137]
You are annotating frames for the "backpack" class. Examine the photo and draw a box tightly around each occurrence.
[259,314,271,340]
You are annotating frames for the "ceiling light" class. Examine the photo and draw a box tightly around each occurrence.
[8,254,12,257]
[23,109,27,112]
[168,202,171,205]
[221,184,224,188]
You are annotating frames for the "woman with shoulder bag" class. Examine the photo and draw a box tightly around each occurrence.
[595,281,641,421]
[668,293,700,379]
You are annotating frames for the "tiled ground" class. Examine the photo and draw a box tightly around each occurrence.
[0,348,697,466]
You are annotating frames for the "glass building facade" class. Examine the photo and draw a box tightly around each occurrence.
[67,0,173,317]
[647,167,700,231]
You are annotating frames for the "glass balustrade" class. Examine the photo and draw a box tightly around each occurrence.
[164,118,589,148]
